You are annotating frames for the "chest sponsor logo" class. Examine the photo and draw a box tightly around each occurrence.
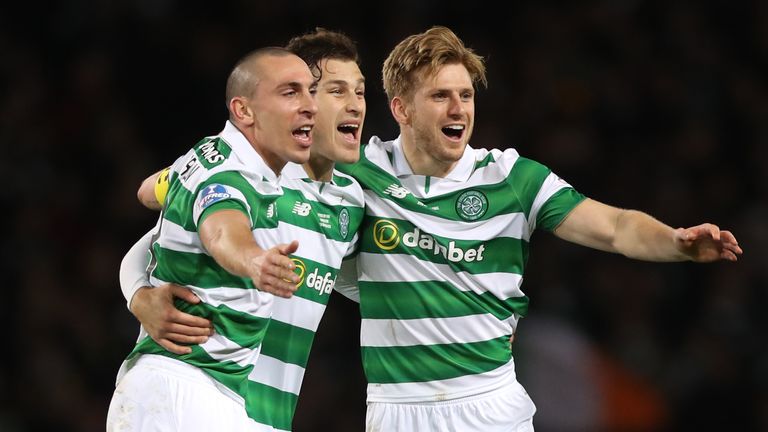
[371,220,486,263]
[373,220,400,250]
[291,258,334,295]
[455,190,488,221]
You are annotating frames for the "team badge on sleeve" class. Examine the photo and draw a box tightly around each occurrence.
[192,183,250,225]
[197,184,232,210]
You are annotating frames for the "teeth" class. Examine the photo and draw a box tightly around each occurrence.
[299,126,312,131]
[445,125,464,130]
[339,124,359,129]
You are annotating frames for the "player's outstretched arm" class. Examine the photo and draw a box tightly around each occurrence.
[199,209,300,298]
[554,198,742,262]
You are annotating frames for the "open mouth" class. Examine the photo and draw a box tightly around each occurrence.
[441,124,465,140]
[292,126,313,144]
[337,123,360,142]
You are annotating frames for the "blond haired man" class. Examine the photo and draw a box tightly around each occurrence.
[336,26,741,431]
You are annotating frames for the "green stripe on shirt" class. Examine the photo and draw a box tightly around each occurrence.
[361,335,512,384]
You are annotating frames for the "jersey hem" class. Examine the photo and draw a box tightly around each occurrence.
[365,361,517,404]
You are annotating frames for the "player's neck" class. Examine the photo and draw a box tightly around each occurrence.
[303,155,334,182]
[401,136,457,178]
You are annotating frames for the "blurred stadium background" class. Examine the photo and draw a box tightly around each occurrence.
[2,1,766,431]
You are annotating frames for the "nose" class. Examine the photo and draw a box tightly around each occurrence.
[447,93,464,118]
[300,89,318,117]
[346,93,364,116]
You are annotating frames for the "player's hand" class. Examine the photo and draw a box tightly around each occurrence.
[673,223,743,262]
[249,240,301,298]
[130,284,214,355]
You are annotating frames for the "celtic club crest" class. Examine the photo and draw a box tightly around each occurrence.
[339,208,350,239]
[455,190,488,221]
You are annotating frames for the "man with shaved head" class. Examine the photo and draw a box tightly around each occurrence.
[106,47,318,431]
[114,29,370,431]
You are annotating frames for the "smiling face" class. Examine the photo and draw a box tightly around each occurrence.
[311,58,366,164]
[394,62,475,176]
[247,53,318,172]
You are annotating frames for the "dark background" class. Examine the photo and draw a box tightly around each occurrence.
[3,1,766,431]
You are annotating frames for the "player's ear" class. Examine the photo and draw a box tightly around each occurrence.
[390,96,410,126]
[229,97,254,125]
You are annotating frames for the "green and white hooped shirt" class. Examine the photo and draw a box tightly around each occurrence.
[120,121,286,414]
[336,136,586,403]
[244,162,364,431]
[119,138,365,430]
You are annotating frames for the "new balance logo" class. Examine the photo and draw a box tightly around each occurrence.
[384,184,409,199]
[292,202,312,216]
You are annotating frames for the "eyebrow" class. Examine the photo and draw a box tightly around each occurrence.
[322,78,366,87]
[279,81,314,91]
[431,87,474,93]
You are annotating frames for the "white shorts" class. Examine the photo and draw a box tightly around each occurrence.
[365,381,536,432]
[106,354,272,432]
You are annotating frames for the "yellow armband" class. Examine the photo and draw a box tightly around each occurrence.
[154,167,171,206]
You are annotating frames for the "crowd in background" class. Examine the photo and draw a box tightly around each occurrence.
[2,1,766,430]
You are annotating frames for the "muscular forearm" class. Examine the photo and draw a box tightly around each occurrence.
[209,238,263,278]
[202,216,263,278]
[556,199,740,263]
[198,208,299,297]
[612,210,688,262]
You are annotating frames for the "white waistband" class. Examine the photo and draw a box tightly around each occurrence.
[133,354,221,388]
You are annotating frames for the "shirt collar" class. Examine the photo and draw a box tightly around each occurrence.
[282,162,310,180]
[391,135,475,181]
[220,120,280,183]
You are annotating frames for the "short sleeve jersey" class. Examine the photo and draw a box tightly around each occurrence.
[243,163,364,430]
[122,121,285,410]
[336,136,586,403]
[132,145,365,430]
